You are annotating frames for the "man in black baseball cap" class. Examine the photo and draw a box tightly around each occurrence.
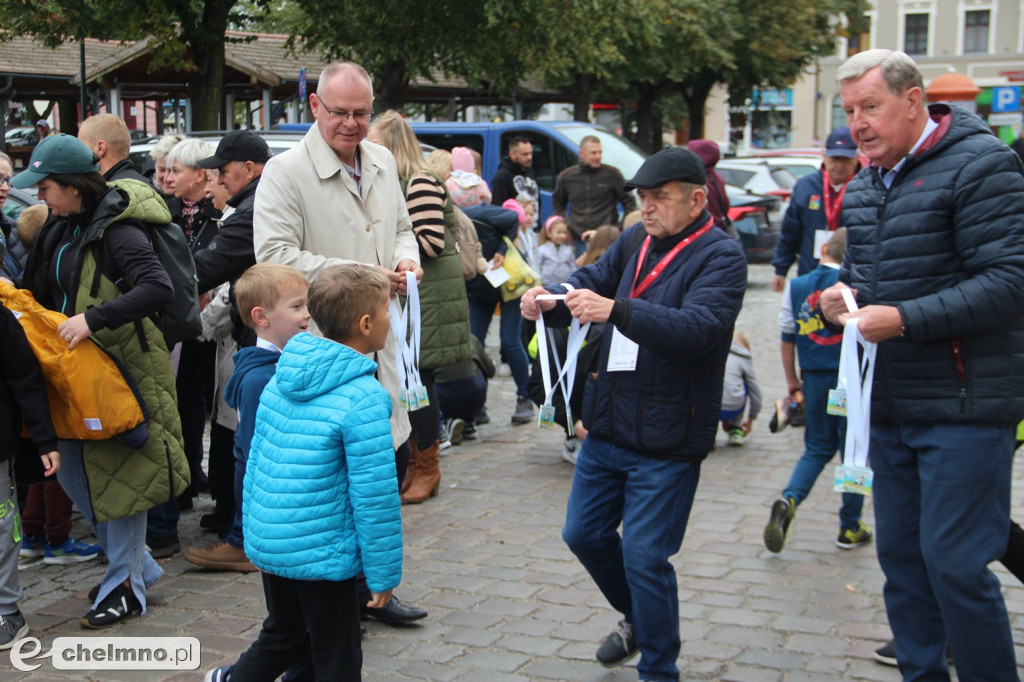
[184,130,272,573]
[519,145,746,681]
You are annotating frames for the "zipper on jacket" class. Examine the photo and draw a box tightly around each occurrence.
[54,223,81,316]
[951,337,967,413]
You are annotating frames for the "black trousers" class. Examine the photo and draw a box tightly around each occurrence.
[230,573,361,682]
[175,339,216,491]
[208,422,236,522]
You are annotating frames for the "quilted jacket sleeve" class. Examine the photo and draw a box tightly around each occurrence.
[343,383,402,594]
[897,146,1024,341]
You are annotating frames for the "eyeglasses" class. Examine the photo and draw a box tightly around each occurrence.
[316,98,371,123]
[0,176,10,187]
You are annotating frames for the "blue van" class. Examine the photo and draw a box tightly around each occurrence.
[409,121,647,224]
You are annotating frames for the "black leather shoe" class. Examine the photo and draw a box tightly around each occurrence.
[362,596,427,625]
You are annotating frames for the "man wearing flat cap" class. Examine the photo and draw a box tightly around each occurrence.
[522,146,747,682]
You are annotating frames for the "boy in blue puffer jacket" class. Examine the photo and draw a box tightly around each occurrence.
[208,264,401,682]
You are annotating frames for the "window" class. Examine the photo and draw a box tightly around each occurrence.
[905,13,929,55]
[964,10,990,53]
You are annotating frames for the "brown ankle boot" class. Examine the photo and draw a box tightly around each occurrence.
[401,440,440,504]
[400,439,419,495]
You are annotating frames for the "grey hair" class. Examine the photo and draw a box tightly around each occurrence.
[166,138,214,170]
[836,49,923,94]
[317,62,374,98]
[149,134,187,161]
[0,152,11,168]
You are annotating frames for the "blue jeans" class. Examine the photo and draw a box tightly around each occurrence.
[871,423,1016,682]
[56,441,163,611]
[782,370,862,529]
[467,294,530,399]
[227,444,247,549]
[562,435,700,682]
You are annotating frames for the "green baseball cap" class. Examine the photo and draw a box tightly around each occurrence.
[11,134,99,188]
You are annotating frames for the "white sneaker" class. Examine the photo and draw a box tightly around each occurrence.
[562,437,580,465]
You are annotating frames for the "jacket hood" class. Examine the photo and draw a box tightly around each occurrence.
[499,155,529,174]
[688,140,720,168]
[274,332,378,402]
[106,179,173,226]
[917,103,993,162]
[729,339,752,358]
[224,346,281,409]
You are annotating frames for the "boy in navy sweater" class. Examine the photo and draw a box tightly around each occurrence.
[764,228,872,552]
[185,263,309,571]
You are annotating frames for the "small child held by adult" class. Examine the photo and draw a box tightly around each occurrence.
[186,263,310,573]
[445,146,492,208]
[205,264,402,682]
[719,331,762,446]
[0,299,60,648]
[537,215,577,286]
[764,227,872,552]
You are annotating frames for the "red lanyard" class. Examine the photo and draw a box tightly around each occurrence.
[821,170,848,230]
[630,216,714,298]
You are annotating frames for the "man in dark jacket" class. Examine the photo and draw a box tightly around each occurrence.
[821,49,1024,681]
[769,127,858,292]
[552,135,636,253]
[194,131,271,297]
[491,136,539,223]
[522,147,747,682]
[78,114,150,184]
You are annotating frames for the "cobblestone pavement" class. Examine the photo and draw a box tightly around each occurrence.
[5,264,1022,681]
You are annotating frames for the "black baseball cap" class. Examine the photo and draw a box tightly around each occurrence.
[197,131,272,169]
[624,147,707,190]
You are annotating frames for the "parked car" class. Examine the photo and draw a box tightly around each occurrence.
[408,121,647,225]
[129,129,311,176]
[716,158,797,205]
[2,186,41,222]
[736,155,822,180]
[4,127,33,145]
[725,185,780,264]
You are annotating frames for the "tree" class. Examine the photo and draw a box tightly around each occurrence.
[0,0,270,130]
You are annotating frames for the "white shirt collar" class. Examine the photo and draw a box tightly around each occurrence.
[256,336,283,353]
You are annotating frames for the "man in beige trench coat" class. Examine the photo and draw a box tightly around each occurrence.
[253,60,428,626]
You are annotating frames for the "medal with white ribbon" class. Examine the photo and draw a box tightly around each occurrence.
[388,271,428,411]
[535,295,589,432]
[832,313,877,496]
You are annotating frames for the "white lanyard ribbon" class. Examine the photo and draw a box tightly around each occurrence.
[536,311,589,430]
[388,272,425,408]
[839,318,877,469]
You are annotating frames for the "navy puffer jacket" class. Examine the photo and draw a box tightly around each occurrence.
[840,104,1024,426]
[546,211,747,461]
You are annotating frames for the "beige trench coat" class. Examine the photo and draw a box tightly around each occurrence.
[253,126,419,449]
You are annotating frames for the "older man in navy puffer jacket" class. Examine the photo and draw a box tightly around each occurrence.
[822,49,1024,681]
[522,147,747,682]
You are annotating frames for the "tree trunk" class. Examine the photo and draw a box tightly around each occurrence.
[634,84,657,153]
[188,39,226,130]
[681,72,716,141]
[376,60,409,112]
[572,74,593,122]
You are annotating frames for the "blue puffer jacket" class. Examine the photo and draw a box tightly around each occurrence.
[771,169,829,278]
[840,104,1024,426]
[243,332,402,591]
[546,211,748,460]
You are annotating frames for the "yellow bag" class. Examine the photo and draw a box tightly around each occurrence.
[499,236,541,302]
[0,282,146,441]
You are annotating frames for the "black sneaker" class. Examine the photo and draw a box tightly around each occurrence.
[146,534,180,559]
[0,611,28,650]
[462,422,478,440]
[81,583,142,629]
[873,639,897,667]
[596,619,639,667]
[474,408,490,425]
[764,497,795,553]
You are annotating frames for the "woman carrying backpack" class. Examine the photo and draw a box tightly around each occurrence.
[367,112,473,504]
[14,135,190,629]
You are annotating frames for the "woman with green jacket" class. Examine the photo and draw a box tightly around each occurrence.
[15,134,190,629]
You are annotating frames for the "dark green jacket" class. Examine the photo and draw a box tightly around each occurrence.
[24,180,190,523]
[403,172,472,371]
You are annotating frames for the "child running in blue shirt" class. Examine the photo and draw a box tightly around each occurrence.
[205,264,402,682]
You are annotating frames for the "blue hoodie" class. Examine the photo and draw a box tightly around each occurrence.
[243,332,402,590]
[224,345,281,463]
